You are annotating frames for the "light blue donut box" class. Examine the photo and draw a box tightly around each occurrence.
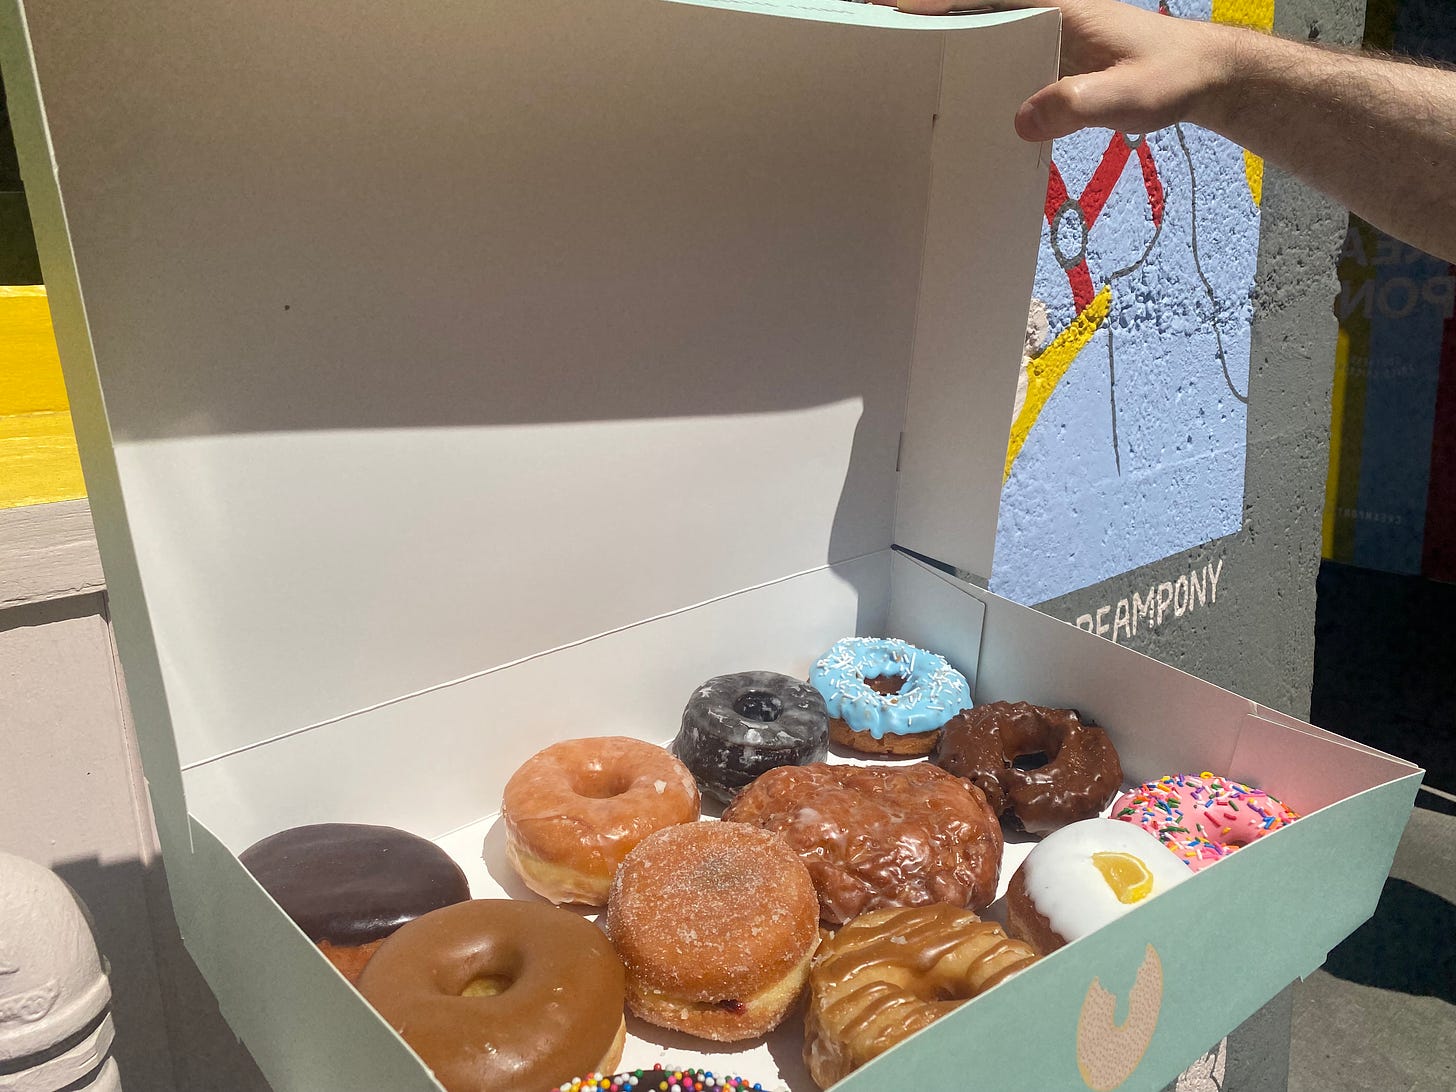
[2,1,1421,1090]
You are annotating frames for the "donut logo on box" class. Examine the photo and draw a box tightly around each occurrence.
[1076,945,1163,1091]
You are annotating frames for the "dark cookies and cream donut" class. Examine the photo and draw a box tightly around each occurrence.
[240,823,470,982]
[672,670,829,802]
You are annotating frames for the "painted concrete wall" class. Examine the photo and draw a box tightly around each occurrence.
[995,0,1268,607]
[1001,0,1361,728]
[1323,0,1456,582]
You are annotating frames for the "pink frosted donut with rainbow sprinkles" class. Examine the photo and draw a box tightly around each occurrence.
[1111,773,1299,872]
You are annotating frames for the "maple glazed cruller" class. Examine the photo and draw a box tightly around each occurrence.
[932,700,1124,834]
[722,762,1002,925]
[804,904,1038,1087]
[500,736,699,905]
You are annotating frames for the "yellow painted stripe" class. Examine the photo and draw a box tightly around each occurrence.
[1005,284,1113,482]
[1243,150,1264,208]
[1322,329,1350,557]
[0,285,86,509]
[1211,0,1274,31]
[1212,2,1273,207]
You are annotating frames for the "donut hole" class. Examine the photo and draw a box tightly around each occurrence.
[864,674,908,698]
[572,766,635,799]
[733,690,784,723]
[1011,750,1052,772]
[461,973,515,997]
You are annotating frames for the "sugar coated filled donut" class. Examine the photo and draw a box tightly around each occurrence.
[357,899,626,1092]
[809,637,971,755]
[932,700,1124,834]
[558,1066,764,1091]
[804,904,1037,1087]
[240,823,470,982]
[501,736,700,905]
[605,821,819,1041]
[722,763,1002,925]
[672,670,828,802]
[1005,819,1191,956]
[1112,773,1299,871]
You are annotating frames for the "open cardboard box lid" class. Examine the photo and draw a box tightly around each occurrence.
[2,1,1423,1090]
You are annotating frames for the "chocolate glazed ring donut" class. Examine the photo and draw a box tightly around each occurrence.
[931,701,1124,835]
[358,900,626,1092]
[672,671,829,803]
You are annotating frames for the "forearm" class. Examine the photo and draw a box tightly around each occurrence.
[1190,23,1456,261]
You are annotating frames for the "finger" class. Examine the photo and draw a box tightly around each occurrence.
[1015,71,1156,142]
[895,2,1028,14]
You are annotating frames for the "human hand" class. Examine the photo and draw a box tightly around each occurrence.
[894,1,1241,142]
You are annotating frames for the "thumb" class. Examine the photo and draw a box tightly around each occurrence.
[1016,70,1152,142]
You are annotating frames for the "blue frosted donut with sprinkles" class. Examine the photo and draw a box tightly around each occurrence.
[809,637,972,756]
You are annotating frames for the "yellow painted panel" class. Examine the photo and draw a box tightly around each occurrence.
[1,285,71,415]
[1,285,86,508]
[0,411,87,508]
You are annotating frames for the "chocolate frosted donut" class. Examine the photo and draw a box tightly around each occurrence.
[931,701,1124,835]
[722,763,1002,925]
[672,671,828,802]
[241,823,471,982]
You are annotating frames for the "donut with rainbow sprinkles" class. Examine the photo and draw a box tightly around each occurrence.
[558,1066,763,1091]
[1110,773,1299,871]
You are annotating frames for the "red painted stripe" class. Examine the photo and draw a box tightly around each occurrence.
[1045,161,1069,223]
[1137,142,1165,228]
[1080,135,1132,228]
[1422,265,1456,582]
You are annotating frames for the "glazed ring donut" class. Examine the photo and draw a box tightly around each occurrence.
[809,637,972,755]
[931,700,1124,834]
[803,904,1038,1087]
[672,670,829,802]
[605,821,819,1042]
[1112,773,1299,871]
[501,736,700,905]
[357,899,626,1092]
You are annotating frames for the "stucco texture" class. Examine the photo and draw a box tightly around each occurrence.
[994,0,1271,607]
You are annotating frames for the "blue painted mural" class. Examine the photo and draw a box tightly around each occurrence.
[990,0,1266,606]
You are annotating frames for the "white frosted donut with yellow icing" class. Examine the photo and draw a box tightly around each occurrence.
[1005,819,1189,955]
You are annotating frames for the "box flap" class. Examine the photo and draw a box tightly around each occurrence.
[7,1,1056,782]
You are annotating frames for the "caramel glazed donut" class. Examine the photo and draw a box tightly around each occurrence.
[722,763,1002,926]
[358,900,626,1092]
[932,700,1124,834]
[804,904,1038,1087]
[501,736,700,905]
[605,821,819,1041]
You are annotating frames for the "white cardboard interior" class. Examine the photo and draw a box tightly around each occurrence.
[10,0,1056,784]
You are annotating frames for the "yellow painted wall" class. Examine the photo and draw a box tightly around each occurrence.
[0,285,86,508]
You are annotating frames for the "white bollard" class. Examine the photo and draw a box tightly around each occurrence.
[0,852,120,1092]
